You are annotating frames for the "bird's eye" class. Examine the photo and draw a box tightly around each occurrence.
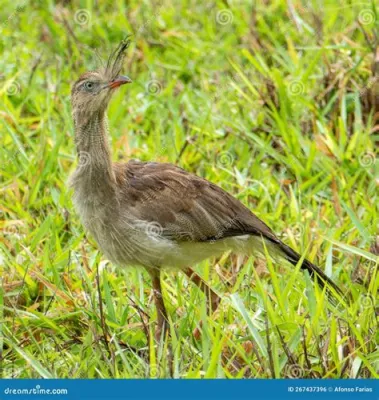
[84,81,94,91]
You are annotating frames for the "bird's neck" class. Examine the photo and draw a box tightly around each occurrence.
[72,110,117,197]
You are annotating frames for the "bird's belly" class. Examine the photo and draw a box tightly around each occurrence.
[85,217,176,268]
[85,217,232,269]
[160,240,230,268]
[162,235,281,268]
[76,195,277,269]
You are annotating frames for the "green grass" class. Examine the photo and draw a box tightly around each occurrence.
[0,0,378,378]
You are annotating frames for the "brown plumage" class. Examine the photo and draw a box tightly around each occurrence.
[70,40,342,340]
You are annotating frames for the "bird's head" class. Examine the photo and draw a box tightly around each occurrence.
[71,39,132,125]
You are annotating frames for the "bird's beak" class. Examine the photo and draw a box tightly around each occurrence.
[109,75,132,89]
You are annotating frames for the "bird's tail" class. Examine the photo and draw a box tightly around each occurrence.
[272,239,344,300]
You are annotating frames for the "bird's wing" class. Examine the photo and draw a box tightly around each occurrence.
[114,160,343,298]
[114,160,278,243]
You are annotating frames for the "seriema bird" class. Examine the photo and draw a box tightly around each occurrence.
[70,40,342,340]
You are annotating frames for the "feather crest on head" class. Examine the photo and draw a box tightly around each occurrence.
[106,37,132,80]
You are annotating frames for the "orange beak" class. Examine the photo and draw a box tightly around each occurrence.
[109,75,132,89]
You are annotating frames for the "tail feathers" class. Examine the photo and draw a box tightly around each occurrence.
[273,240,344,299]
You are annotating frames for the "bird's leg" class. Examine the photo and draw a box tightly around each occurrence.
[184,267,221,314]
[184,267,222,339]
[149,268,169,342]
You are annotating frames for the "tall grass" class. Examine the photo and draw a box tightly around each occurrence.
[0,0,378,378]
